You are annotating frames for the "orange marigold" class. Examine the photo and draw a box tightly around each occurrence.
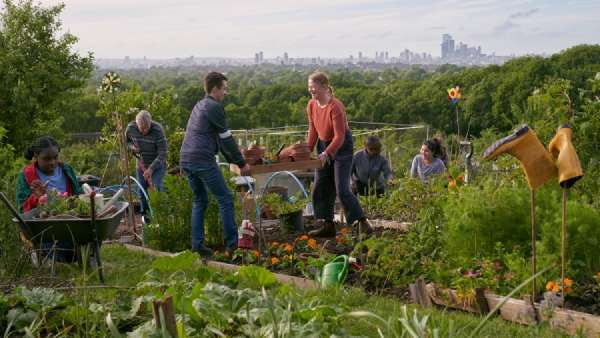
[299,235,309,241]
[340,227,349,235]
[307,239,318,250]
[563,278,573,287]
[270,241,280,248]
[270,257,280,265]
[552,284,561,293]
[283,244,293,253]
[565,287,573,294]
[335,235,343,243]
[546,281,556,291]
[596,272,600,278]
[252,250,260,257]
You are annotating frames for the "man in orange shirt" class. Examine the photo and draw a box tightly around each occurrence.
[306,71,372,237]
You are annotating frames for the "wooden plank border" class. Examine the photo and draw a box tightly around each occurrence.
[119,243,319,290]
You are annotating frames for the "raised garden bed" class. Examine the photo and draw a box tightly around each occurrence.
[422,282,600,337]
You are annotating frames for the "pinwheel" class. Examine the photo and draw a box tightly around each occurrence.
[101,71,121,93]
[447,86,462,104]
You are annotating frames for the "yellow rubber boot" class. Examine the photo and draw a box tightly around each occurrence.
[548,124,583,188]
[483,124,557,190]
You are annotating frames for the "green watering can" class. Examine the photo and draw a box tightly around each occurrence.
[319,255,349,288]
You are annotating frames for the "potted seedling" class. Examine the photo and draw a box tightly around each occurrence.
[260,192,308,234]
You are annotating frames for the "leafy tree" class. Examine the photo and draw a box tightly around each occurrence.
[0,0,93,150]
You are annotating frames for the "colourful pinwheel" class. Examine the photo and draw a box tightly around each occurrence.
[101,71,121,93]
[447,86,462,104]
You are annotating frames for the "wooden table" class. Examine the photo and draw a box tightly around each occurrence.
[230,159,322,176]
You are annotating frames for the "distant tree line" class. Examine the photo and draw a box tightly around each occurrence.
[1,0,599,156]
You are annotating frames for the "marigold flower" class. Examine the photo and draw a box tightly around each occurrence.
[270,257,280,265]
[270,241,279,248]
[340,227,349,235]
[564,287,573,294]
[283,244,293,253]
[563,278,573,287]
[596,272,600,278]
[252,250,260,257]
[552,284,561,293]
[307,239,318,250]
[335,235,343,243]
[546,281,556,291]
[299,235,309,241]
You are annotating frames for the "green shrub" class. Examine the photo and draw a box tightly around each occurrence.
[145,175,192,252]
[146,170,241,252]
[0,130,27,276]
[166,129,184,168]
[360,175,446,222]
[443,177,531,260]
[351,205,445,288]
[61,141,122,186]
[538,190,600,280]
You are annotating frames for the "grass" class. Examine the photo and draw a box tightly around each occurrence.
[2,245,574,337]
[306,287,570,337]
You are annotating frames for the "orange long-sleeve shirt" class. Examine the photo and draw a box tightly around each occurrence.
[306,97,349,157]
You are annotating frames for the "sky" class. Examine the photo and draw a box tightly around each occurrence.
[34,0,600,59]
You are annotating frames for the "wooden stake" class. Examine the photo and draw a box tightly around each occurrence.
[561,187,568,308]
[115,111,136,236]
[530,189,537,302]
[152,294,177,337]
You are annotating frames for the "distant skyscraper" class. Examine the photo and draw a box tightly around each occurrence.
[358,51,363,62]
[441,34,455,59]
[254,53,259,64]
[283,52,288,64]
[259,51,264,63]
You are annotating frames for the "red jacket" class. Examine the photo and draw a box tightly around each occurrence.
[16,162,79,212]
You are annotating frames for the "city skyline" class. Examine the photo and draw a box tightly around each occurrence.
[34,0,600,59]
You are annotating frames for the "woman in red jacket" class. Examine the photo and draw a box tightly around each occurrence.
[16,136,83,212]
[306,72,372,237]
[16,136,83,262]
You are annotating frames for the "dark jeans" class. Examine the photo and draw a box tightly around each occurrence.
[136,164,165,215]
[355,180,384,197]
[313,130,365,225]
[181,162,238,249]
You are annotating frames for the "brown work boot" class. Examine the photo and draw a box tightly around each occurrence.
[308,220,336,238]
[483,124,557,190]
[548,124,583,188]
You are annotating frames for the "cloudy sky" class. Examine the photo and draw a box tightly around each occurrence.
[35,0,600,59]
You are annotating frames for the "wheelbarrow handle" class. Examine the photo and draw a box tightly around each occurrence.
[0,191,32,236]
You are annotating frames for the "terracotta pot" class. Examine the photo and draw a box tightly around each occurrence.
[278,142,312,161]
[242,146,265,165]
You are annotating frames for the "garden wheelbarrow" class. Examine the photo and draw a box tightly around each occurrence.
[0,192,128,283]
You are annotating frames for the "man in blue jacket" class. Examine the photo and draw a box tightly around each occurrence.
[180,72,250,256]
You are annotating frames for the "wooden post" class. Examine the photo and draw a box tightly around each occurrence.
[561,187,567,308]
[530,189,537,303]
[152,294,177,337]
[522,294,540,324]
[474,287,489,313]
[115,111,137,236]
[409,277,432,307]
